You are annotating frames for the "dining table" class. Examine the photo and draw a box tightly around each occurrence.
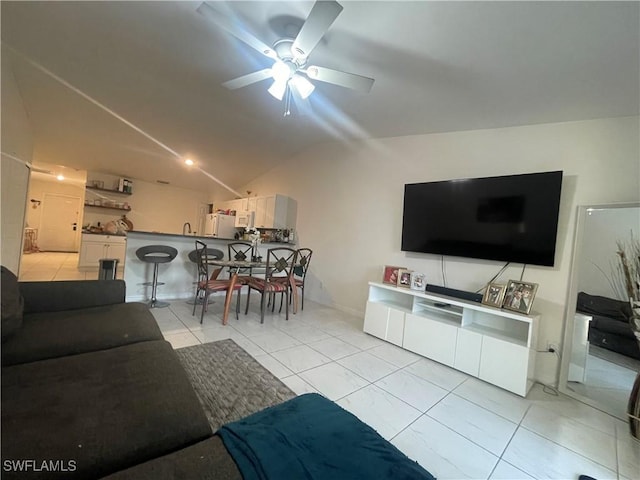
[206,259,299,325]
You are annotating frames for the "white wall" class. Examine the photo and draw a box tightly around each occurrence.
[577,206,640,299]
[1,53,33,273]
[85,172,211,235]
[242,116,640,384]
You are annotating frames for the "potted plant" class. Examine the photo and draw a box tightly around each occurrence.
[615,233,640,438]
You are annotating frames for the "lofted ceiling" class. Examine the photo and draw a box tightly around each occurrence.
[1,1,638,195]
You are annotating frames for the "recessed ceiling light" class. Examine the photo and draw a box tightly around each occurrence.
[184,158,194,166]
[56,174,65,181]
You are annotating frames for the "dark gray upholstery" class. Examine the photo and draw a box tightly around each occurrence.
[19,280,125,313]
[1,266,23,341]
[102,437,241,480]
[1,302,163,366]
[1,340,212,480]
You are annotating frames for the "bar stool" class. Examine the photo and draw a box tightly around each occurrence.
[136,245,178,308]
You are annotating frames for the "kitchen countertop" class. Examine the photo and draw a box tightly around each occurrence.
[127,230,295,245]
[82,230,127,237]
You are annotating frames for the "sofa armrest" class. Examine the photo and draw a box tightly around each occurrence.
[19,280,126,313]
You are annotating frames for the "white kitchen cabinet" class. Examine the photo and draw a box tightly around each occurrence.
[250,194,296,229]
[78,234,127,268]
[363,282,540,396]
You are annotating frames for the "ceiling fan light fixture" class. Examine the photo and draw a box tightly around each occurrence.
[290,74,315,99]
[268,78,288,100]
[271,61,291,83]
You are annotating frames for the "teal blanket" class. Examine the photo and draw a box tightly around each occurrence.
[217,393,436,480]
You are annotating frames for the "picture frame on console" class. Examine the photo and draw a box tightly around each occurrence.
[397,269,413,288]
[482,282,507,308]
[502,280,538,315]
[382,265,405,286]
[410,272,426,291]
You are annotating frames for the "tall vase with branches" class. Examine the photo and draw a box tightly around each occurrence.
[615,232,640,439]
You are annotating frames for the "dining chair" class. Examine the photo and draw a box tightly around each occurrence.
[227,241,256,311]
[187,247,224,304]
[245,247,298,323]
[291,248,312,311]
[192,240,242,324]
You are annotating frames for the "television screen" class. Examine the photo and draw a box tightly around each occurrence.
[401,171,563,266]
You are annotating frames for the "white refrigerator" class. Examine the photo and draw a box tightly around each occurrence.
[205,213,237,238]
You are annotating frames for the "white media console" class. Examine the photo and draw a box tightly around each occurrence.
[363,282,540,396]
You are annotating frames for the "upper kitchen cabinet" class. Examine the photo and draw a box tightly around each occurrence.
[253,194,296,229]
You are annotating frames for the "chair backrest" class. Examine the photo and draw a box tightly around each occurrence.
[265,247,298,283]
[228,241,255,274]
[188,247,223,264]
[194,240,210,283]
[294,248,313,281]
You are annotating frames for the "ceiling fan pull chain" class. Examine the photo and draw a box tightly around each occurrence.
[284,86,292,117]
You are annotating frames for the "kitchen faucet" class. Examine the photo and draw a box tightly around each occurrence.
[182,222,192,235]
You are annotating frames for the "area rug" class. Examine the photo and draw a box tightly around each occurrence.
[175,339,295,431]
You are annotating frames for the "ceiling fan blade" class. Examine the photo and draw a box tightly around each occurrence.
[197,2,278,60]
[291,0,343,59]
[290,85,313,116]
[222,68,273,90]
[305,65,375,93]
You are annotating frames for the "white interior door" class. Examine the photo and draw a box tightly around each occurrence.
[39,193,81,252]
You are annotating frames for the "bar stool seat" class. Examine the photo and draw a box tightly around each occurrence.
[136,245,178,308]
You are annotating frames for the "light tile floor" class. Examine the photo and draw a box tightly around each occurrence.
[150,295,640,480]
[16,252,640,478]
[18,251,123,281]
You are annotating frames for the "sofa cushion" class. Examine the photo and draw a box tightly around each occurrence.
[590,314,637,339]
[577,292,631,321]
[1,340,212,480]
[102,437,241,480]
[1,266,24,342]
[1,302,163,366]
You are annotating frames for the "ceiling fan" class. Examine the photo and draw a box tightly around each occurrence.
[197,0,375,115]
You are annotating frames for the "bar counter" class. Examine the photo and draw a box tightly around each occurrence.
[123,231,294,303]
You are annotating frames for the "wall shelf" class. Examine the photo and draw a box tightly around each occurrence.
[86,186,132,196]
[84,203,131,212]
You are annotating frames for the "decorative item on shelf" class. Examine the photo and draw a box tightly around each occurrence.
[482,283,508,308]
[121,215,134,231]
[502,280,538,315]
[382,265,405,286]
[397,269,413,288]
[91,180,104,189]
[612,232,640,438]
[410,272,426,291]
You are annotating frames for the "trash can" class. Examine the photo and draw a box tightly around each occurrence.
[98,258,119,280]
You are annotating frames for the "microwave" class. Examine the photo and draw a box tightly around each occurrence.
[234,210,254,228]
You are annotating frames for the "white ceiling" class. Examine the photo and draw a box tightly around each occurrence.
[2,1,638,194]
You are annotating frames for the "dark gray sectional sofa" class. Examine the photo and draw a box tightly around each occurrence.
[0,266,239,480]
[1,266,435,480]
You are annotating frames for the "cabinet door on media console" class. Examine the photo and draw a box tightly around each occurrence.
[363,301,405,347]
[403,313,457,367]
[478,336,531,396]
[454,329,482,376]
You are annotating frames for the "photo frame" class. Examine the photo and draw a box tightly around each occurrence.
[410,272,427,291]
[502,280,539,315]
[382,265,405,285]
[481,282,507,308]
[397,269,413,288]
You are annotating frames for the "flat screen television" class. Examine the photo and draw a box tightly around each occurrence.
[401,171,563,266]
